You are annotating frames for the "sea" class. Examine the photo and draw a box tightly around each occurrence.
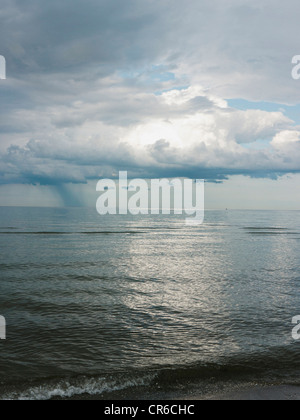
[0,207,299,400]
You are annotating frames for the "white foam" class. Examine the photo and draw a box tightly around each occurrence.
[1,373,156,400]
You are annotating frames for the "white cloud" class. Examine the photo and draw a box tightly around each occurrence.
[0,85,298,184]
[271,130,300,148]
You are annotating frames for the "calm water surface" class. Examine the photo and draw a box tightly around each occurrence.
[0,208,299,399]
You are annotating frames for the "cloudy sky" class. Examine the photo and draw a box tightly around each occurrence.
[0,0,300,208]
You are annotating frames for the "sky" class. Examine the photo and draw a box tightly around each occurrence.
[0,0,300,209]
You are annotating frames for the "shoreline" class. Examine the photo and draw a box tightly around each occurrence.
[56,384,300,401]
[185,385,300,401]
[2,383,300,400]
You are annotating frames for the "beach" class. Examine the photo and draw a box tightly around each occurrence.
[54,384,300,400]
[191,385,300,401]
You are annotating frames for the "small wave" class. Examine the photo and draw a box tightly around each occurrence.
[247,232,299,236]
[0,231,140,235]
[0,227,19,230]
[2,348,300,400]
[243,227,288,230]
[1,373,156,401]
[243,227,299,236]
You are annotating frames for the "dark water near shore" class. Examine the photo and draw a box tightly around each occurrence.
[0,207,300,400]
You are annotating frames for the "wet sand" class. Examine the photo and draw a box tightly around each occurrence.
[59,384,300,400]
[187,385,300,400]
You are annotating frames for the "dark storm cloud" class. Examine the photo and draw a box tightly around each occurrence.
[0,0,164,77]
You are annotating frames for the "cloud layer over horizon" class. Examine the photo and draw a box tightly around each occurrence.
[1,0,300,186]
